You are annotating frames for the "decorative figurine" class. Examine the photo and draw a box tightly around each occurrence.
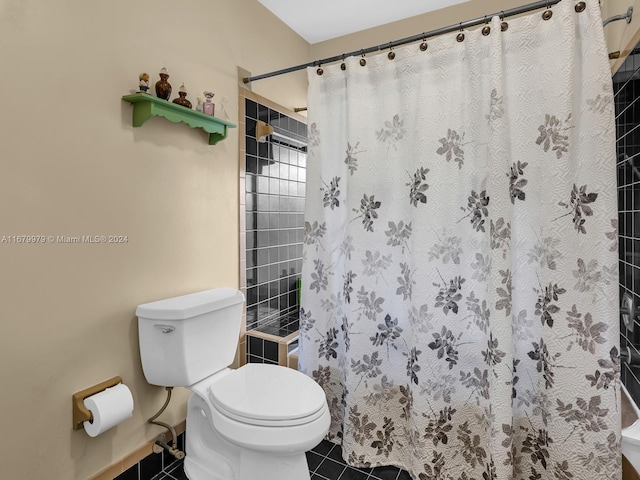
[155,67,172,100]
[172,83,192,109]
[203,91,215,116]
[196,97,204,113]
[138,72,150,93]
[218,96,230,120]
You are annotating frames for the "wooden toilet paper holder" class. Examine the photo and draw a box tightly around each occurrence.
[72,376,122,430]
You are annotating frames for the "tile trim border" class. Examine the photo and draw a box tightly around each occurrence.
[89,420,186,480]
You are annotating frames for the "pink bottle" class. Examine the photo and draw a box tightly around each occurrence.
[203,91,215,116]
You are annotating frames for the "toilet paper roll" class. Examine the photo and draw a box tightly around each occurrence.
[83,383,134,437]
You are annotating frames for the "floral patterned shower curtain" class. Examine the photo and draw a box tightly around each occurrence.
[299,1,620,479]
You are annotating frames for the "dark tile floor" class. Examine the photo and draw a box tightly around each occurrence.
[150,440,412,480]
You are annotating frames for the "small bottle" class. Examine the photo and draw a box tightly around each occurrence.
[155,67,172,100]
[203,91,215,116]
[172,83,192,109]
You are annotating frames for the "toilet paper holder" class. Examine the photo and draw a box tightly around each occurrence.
[72,376,123,430]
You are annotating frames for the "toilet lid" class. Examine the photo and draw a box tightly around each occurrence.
[207,364,326,425]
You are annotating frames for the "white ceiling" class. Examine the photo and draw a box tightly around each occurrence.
[258,0,472,44]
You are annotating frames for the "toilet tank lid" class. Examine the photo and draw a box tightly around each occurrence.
[136,288,244,321]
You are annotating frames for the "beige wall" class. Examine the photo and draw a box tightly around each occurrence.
[0,0,309,478]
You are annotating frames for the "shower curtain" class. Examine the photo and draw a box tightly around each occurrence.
[299,1,620,479]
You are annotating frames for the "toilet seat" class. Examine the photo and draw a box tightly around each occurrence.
[194,363,327,427]
[188,387,331,455]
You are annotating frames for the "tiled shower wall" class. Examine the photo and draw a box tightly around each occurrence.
[614,46,640,404]
[239,91,307,352]
[244,98,306,330]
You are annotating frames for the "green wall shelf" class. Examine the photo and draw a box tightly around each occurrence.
[122,93,235,145]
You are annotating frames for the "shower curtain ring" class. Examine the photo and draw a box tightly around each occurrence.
[482,15,491,36]
[457,22,465,42]
[340,54,346,71]
[500,11,509,31]
[388,42,395,60]
[316,63,323,76]
[360,50,367,67]
[420,35,428,51]
[542,0,553,20]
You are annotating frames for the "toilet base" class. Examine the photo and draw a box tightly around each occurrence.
[184,449,310,480]
[238,449,310,480]
[184,456,228,480]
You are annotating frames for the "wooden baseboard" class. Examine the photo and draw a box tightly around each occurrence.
[624,455,640,480]
[89,420,186,480]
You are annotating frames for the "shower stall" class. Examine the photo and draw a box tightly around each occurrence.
[239,89,308,368]
[615,44,640,405]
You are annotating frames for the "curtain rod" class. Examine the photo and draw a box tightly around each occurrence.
[242,0,564,84]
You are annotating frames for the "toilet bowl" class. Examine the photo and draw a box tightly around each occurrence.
[622,383,640,475]
[136,288,330,480]
[185,364,330,480]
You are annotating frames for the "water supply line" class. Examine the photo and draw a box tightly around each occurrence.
[147,387,185,460]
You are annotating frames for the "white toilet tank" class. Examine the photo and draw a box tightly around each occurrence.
[136,288,245,387]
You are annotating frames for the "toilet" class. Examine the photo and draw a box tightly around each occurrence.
[136,288,330,480]
[622,382,640,475]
